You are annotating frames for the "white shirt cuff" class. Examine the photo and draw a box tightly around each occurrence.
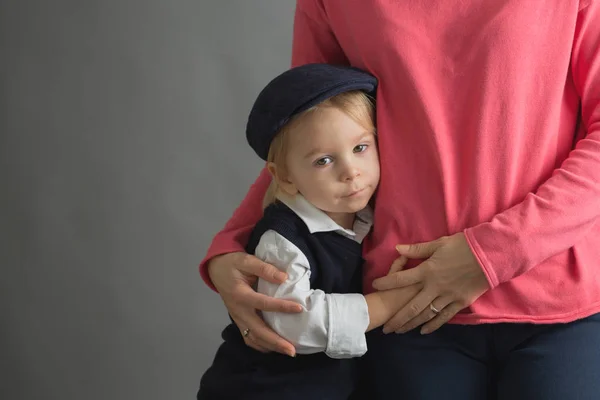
[325,293,369,358]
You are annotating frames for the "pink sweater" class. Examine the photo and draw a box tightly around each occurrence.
[201,0,600,324]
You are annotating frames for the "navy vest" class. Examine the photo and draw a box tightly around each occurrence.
[246,201,363,295]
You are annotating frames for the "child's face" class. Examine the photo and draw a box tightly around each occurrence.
[276,106,380,216]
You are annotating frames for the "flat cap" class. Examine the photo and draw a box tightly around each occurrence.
[246,63,377,160]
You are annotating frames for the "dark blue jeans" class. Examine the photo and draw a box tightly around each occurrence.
[363,313,600,400]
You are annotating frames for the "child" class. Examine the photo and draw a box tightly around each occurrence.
[198,64,418,400]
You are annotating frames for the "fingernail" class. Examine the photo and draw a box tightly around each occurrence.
[382,327,390,334]
[276,272,287,281]
[420,328,430,335]
[289,352,296,358]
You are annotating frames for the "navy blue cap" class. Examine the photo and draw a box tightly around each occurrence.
[246,63,377,160]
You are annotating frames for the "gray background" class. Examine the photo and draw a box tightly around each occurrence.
[1,1,295,398]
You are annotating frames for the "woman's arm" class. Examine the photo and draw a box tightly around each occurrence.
[200,0,352,355]
[200,169,271,289]
[374,2,600,335]
[464,1,600,287]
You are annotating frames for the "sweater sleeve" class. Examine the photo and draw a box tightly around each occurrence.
[199,169,270,290]
[199,0,349,290]
[464,1,600,288]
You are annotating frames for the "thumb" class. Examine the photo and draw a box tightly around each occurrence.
[237,254,287,284]
[395,240,439,259]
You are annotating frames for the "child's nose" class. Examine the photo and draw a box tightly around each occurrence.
[342,164,361,181]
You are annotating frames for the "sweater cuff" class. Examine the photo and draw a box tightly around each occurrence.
[464,219,531,288]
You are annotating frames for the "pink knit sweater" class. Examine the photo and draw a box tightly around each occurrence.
[201,0,600,324]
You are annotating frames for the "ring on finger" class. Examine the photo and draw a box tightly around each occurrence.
[242,328,251,337]
[430,303,441,314]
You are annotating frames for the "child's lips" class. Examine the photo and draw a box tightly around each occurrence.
[343,188,365,198]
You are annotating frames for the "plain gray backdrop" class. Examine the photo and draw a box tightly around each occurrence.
[1,1,296,398]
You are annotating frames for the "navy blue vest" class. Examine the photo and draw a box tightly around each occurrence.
[246,201,364,295]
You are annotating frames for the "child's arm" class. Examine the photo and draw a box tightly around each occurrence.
[255,230,418,359]
[364,286,420,332]
[363,253,421,331]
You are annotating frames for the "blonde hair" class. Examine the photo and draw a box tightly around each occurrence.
[262,90,376,208]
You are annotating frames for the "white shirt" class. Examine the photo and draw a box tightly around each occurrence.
[256,195,372,359]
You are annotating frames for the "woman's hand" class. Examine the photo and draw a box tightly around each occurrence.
[208,252,303,356]
[372,233,490,334]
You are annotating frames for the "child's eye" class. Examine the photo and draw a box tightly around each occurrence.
[353,144,368,153]
[314,157,333,166]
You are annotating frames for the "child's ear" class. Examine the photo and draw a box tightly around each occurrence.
[266,162,298,196]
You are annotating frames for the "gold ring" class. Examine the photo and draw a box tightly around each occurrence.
[430,303,441,314]
[242,328,250,337]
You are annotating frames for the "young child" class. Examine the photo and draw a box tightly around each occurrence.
[198,64,418,400]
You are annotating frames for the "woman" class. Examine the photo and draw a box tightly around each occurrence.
[201,1,600,398]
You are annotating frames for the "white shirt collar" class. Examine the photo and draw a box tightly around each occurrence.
[276,194,373,244]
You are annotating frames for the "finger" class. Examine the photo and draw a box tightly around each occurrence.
[233,284,303,313]
[420,301,464,335]
[388,255,408,274]
[372,267,424,291]
[234,312,296,356]
[394,303,438,334]
[395,296,451,333]
[428,296,454,316]
[250,331,295,356]
[238,254,287,284]
[251,324,296,356]
[395,240,440,259]
[236,321,271,353]
[232,311,295,355]
[244,336,270,353]
[383,290,435,333]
